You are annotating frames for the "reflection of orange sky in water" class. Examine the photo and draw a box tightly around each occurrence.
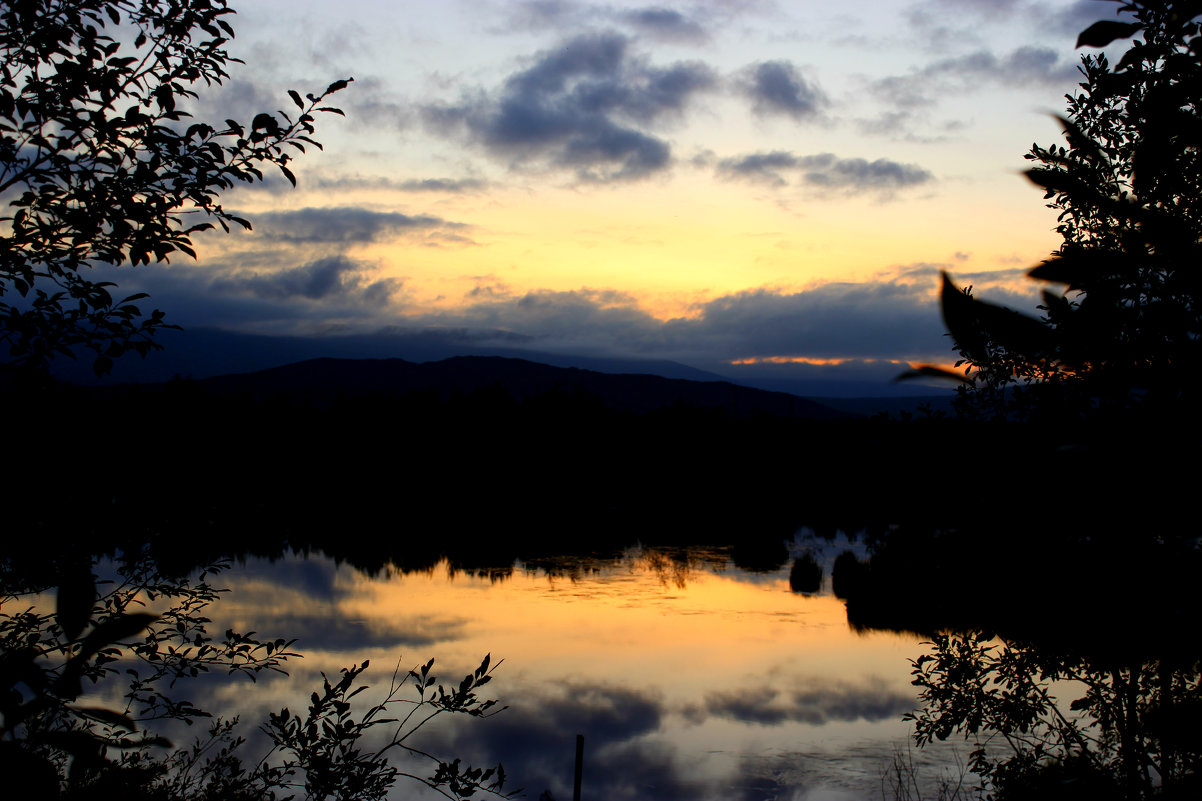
[220,549,922,705]
[186,548,958,799]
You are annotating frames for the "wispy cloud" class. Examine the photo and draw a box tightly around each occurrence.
[499,1,714,42]
[249,207,461,244]
[872,44,1079,109]
[717,151,934,194]
[620,7,709,42]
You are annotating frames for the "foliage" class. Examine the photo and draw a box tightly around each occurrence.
[0,552,515,800]
[914,0,1202,420]
[0,0,350,375]
[906,632,1202,800]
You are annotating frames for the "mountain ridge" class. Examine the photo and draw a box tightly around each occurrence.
[185,354,852,420]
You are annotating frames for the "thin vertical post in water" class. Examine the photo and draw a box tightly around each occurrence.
[573,733,584,801]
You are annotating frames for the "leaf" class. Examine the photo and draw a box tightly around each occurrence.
[1076,20,1144,49]
[940,273,990,364]
[109,735,173,749]
[77,613,158,663]
[941,272,1052,365]
[288,89,303,109]
[895,365,972,384]
[1028,248,1134,290]
[1050,114,1108,168]
[56,562,96,641]
[72,706,138,732]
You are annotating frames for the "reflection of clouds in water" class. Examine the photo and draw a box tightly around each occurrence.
[233,552,347,598]
[273,613,470,650]
[191,552,934,799]
[423,680,710,801]
[695,678,916,726]
[418,675,921,801]
[215,556,472,650]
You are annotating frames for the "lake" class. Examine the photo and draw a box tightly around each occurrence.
[194,534,971,801]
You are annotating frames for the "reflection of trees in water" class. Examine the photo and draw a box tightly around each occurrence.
[634,545,727,589]
[907,632,1202,800]
[828,497,1202,800]
[832,522,1202,800]
[518,545,730,589]
[0,553,514,800]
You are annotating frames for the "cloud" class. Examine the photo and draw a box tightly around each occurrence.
[662,278,946,361]
[422,32,716,181]
[938,45,1077,85]
[872,44,1079,108]
[189,78,283,126]
[798,153,934,190]
[716,151,800,186]
[501,1,711,42]
[223,173,490,196]
[936,0,1023,15]
[504,0,591,30]
[394,177,489,193]
[338,75,414,130]
[739,60,826,120]
[1030,0,1140,36]
[249,207,459,244]
[107,262,968,371]
[717,151,933,193]
[211,256,403,305]
[619,7,709,42]
[401,271,954,369]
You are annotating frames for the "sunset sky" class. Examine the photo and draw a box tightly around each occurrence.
[109,0,1129,392]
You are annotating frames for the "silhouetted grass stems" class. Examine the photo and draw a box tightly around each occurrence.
[881,743,977,801]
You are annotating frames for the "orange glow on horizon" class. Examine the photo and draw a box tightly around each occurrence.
[728,357,966,376]
[729,356,907,366]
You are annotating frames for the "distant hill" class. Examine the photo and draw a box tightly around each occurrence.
[188,355,850,420]
[49,326,731,386]
[47,326,956,402]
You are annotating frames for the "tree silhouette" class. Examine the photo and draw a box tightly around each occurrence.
[0,0,350,375]
[912,1,1201,421]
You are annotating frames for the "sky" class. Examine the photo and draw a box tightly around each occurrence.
[103,0,1129,392]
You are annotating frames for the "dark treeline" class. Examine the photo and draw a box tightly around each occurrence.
[6,359,1190,584]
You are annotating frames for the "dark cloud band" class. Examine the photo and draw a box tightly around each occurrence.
[717,151,933,192]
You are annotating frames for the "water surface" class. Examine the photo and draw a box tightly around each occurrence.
[199,542,967,801]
